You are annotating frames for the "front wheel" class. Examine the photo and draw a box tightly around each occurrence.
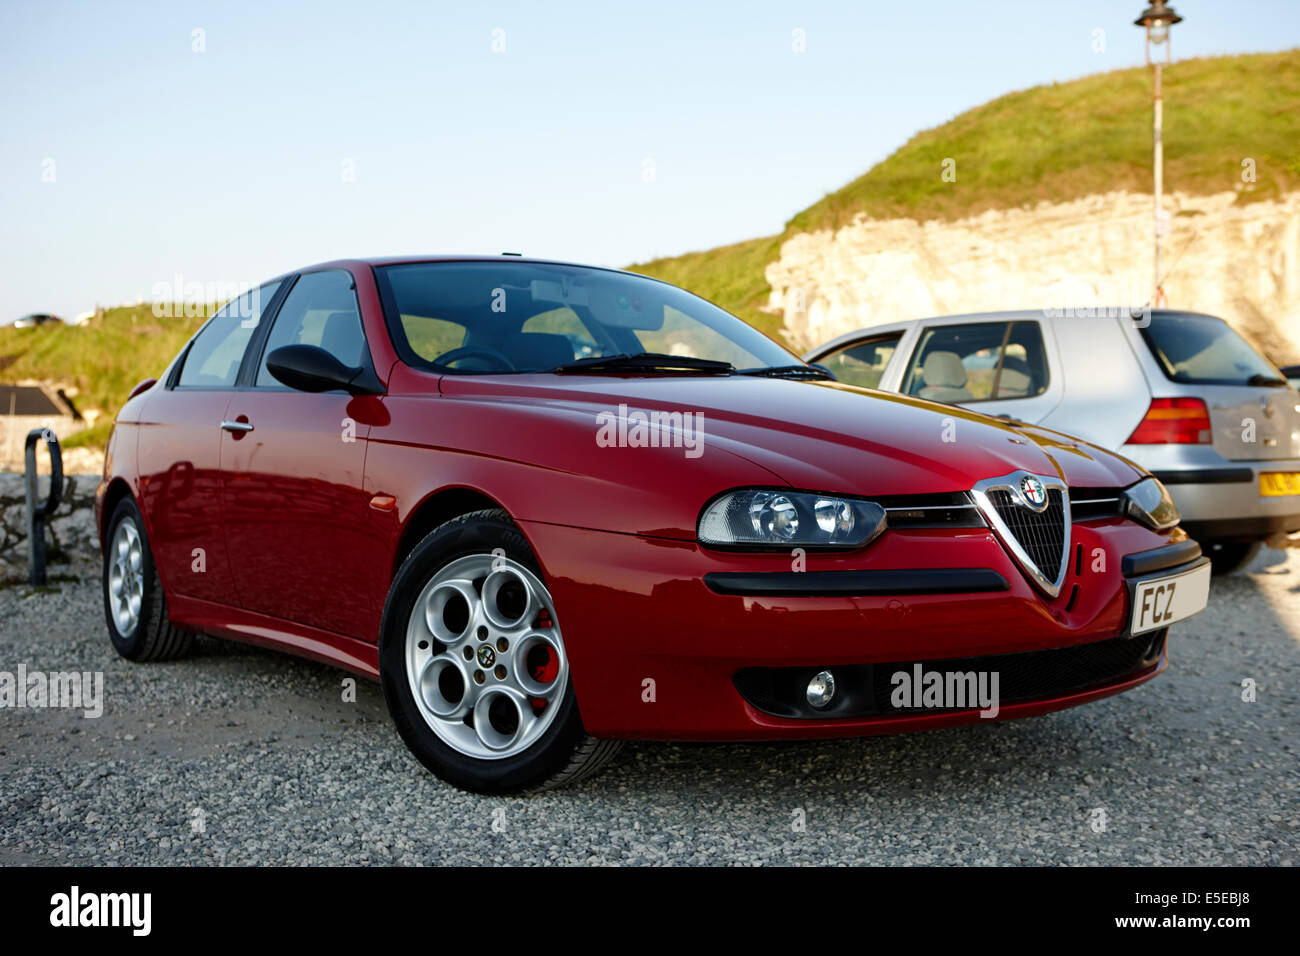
[379,509,622,793]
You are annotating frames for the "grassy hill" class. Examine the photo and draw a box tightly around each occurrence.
[0,306,205,449]
[631,49,1300,346]
[4,51,1295,447]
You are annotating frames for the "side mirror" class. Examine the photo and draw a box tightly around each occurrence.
[265,345,384,395]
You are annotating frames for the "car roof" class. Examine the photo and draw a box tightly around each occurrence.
[277,254,658,285]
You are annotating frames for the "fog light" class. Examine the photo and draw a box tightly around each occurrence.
[806,670,836,709]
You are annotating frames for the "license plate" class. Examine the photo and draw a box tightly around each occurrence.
[1130,561,1211,636]
[1260,472,1300,497]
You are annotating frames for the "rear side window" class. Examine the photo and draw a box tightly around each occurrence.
[256,270,369,386]
[816,334,902,389]
[1140,313,1284,386]
[902,321,1049,403]
[176,282,280,388]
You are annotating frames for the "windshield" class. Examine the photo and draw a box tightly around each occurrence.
[1140,313,1284,386]
[374,261,797,374]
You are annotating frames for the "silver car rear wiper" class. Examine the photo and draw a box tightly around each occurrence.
[1247,373,1288,387]
[552,353,734,374]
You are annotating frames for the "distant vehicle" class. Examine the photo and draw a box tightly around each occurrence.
[806,309,1300,574]
[1280,364,1300,390]
[12,313,64,328]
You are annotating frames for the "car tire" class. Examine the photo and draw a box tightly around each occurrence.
[102,497,194,661]
[1204,540,1262,576]
[379,508,622,794]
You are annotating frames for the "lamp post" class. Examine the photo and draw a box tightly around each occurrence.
[1135,1,1182,306]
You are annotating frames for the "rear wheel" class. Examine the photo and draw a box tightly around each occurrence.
[1204,540,1262,576]
[102,497,193,661]
[379,509,622,793]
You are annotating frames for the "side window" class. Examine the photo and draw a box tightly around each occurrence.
[817,334,902,389]
[176,282,280,388]
[902,321,1049,403]
[257,271,368,387]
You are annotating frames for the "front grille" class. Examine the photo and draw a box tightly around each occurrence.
[987,487,1067,582]
[878,491,985,529]
[1070,487,1122,521]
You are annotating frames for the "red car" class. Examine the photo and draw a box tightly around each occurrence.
[97,256,1211,793]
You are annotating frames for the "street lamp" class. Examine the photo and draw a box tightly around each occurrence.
[1135,2,1183,306]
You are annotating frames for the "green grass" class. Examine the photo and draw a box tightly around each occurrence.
[790,50,1299,233]
[633,49,1300,347]
[627,234,785,342]
[0,304,205,437]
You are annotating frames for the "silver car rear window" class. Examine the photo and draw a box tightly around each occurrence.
[1139,313,1285,387]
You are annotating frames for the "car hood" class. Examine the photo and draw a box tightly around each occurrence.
[434,373,1145,495]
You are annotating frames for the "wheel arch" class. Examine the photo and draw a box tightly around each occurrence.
[98,477,135,548]
[391,486,511,577]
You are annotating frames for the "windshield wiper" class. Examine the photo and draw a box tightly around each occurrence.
[1247,373,1288,387]
[736,364,835,381]
[552,353,734,374]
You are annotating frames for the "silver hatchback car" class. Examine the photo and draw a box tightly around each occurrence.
[806,309,1300,573]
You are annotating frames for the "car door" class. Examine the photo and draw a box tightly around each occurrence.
[897,316,1063,424]
[136,283,281,604]
[219,268,384,640]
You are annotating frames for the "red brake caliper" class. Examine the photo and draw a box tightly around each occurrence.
[529,609,558,712]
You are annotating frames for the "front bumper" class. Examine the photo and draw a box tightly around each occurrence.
[520,517,1189,740]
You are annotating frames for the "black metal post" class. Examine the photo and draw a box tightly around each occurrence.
[23,428,63,586]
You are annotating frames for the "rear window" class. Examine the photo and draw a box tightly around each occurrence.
[1140,313,1284,386]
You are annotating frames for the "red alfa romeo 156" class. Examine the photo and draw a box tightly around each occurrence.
[96,256,1211,793]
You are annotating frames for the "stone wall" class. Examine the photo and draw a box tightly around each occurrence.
[0,473,100,584]
[766,190,1300,360]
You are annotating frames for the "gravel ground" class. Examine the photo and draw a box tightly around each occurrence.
[1,550,1297,866]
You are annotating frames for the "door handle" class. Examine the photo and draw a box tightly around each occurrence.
[220,420,254,433]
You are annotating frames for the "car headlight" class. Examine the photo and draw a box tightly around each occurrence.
[1120,477,1180,531]
[698,489,887,549]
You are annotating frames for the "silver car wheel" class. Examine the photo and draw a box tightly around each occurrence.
[107,520,144,636]
[405,554,569,760]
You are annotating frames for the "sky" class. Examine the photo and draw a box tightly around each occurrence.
[1,0,1298,321]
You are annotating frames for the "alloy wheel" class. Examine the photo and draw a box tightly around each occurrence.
[107,520,144,635]
[404,554,569,760]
